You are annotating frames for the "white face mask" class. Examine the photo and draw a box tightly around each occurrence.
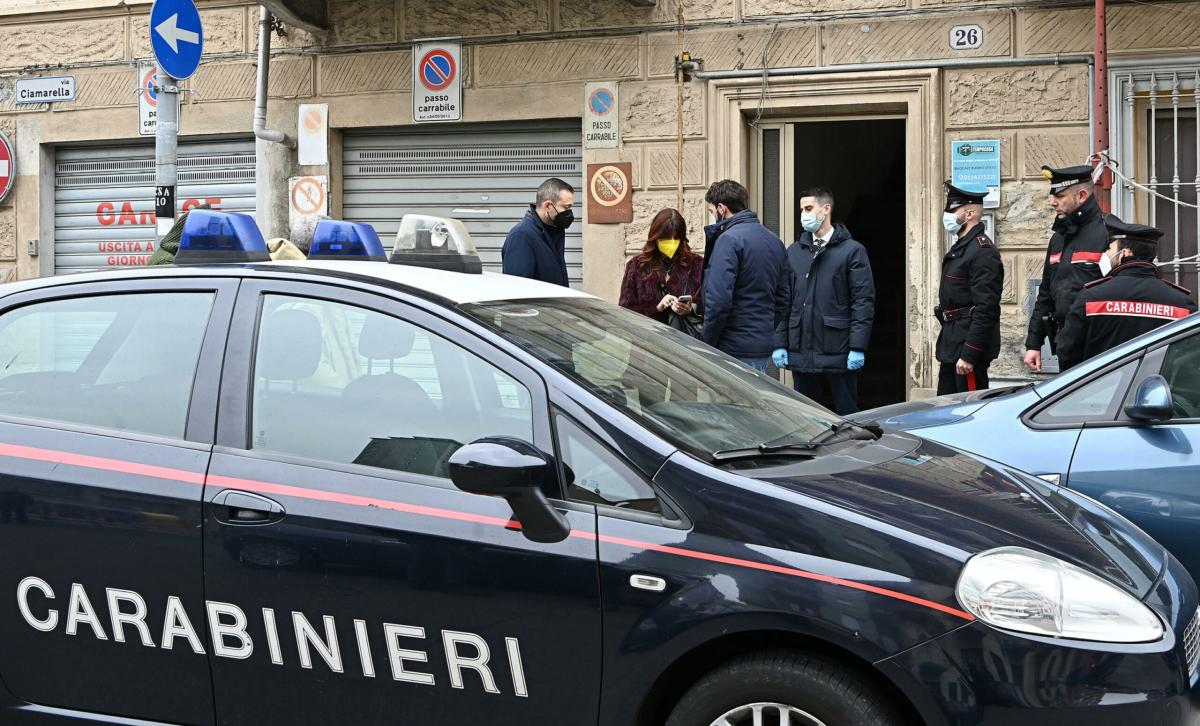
[801,211,824,234]
[1099,250,1115,276]
[942,211,963,235]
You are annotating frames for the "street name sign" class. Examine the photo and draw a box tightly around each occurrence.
[15,76,75,104]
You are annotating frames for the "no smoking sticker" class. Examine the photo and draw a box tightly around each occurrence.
[591,166,628,207]
[585,162,633,224]
[288,175,329,231]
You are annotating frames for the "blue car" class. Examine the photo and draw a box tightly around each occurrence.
[864,312,1200,581]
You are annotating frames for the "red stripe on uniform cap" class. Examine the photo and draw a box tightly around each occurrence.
[0,442,972,622]
[1085,300,1193,320]
[1071,251,1104,264]
[586,532,975,621]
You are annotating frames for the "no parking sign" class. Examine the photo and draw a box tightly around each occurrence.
[413,42,462,123]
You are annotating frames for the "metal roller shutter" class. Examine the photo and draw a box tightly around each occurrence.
[53,139,256,275]
[343,121,584,287]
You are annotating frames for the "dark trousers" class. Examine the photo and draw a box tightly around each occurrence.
[793,372,858,415]
[937,362,990,396]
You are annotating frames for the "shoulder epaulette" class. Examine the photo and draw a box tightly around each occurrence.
[1083,276,1115,289]
[976,235,995,249]
[1164,279,1193,295]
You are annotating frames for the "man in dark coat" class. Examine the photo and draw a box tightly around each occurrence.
[935,182,1003,394]
[1057,216,1197,364]
[501,178,575,286]
[1024,164,1109,372]
[773,187,875,415]
[700,179,791,373]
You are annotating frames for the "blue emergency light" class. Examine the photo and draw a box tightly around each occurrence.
[175,210,271,264]
[307,220,387,261]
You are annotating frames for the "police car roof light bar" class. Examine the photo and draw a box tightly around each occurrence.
[175,210,271,265]
[389,214,483,274]
[308,219,388,261]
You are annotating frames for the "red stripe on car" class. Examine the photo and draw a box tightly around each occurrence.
[0,442,974,622]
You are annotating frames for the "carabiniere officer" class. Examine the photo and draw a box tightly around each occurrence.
[1024,164,1108,372]
[1056,216,1198,365]
[935,182,1003,394]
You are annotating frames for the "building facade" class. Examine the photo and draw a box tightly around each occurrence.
[1,0,1198,402]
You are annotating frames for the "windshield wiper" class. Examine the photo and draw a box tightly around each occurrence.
[813,420,883,444]
[711,441,821,462]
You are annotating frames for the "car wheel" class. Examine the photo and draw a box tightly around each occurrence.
[666,651,904,726]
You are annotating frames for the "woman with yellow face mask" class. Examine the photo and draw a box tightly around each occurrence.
[618,208,703,329]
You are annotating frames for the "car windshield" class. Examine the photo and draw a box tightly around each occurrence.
[463,297,840,459]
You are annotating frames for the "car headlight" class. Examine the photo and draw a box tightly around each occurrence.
[956,546,1163,643]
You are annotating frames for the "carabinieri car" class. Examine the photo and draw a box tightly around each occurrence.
[0,212,1197,726]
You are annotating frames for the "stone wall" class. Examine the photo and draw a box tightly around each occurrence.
[3,0,1200,391]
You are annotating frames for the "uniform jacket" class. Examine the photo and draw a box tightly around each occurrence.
[618,253,704,324]
[777,223,876,373]
[1057,261,1197,365]
[936,223,1003,365]
[1025,196,1108,359]
[700,210,791,358]
[501,207,569,287]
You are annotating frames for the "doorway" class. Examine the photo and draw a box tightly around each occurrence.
[761,118,908,410]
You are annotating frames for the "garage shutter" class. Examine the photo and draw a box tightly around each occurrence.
[53,139,256,275]
[343,121,584,287]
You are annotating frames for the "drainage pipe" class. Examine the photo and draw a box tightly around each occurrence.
[254,5,293,147]
[684,53,1093,80]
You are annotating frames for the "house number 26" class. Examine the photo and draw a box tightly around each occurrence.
[950,25,983,50]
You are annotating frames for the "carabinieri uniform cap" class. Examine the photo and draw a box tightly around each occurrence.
[1103,214,1165,245]
[1041,164,1094,194]
[944,181,986,212]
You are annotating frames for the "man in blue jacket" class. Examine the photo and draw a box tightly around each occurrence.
[501,178,575,286]
[773,187,875,414]
[701,179,791,373]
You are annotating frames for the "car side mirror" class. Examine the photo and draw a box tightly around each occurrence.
[448,437,570,544]
[1124,375,1175,423]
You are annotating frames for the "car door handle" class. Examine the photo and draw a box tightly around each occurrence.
[212,489,285,525]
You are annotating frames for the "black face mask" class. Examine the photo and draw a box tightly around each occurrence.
[549,206,575,230]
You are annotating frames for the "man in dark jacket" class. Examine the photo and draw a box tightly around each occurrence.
[501,178,575,286]
[773,187,875,415]
[701,179,791,373]
[1024,164,1108,372]
[935,182,1003,394]
[1057,216,1197,364]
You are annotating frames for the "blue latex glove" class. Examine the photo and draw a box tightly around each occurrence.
[771,348,788,368]
[847,351,865,370]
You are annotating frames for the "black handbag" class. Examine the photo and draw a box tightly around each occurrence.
[668,309,704,338]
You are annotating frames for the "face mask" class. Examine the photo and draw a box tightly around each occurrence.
[710,206,724,225]
[549,206,574,230]
[942,211,963,235]
[1099,249,1119,276]
[657,239,680,258]
[800,212,823,234]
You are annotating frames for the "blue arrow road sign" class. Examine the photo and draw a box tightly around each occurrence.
[150,0,204,80]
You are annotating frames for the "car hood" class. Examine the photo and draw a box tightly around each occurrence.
[859,384,1031,430]
[749,434,1164,599]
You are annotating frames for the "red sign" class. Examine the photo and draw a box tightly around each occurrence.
[0,132,14,205]
[418,49,456,91]
[95,197,221,226]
